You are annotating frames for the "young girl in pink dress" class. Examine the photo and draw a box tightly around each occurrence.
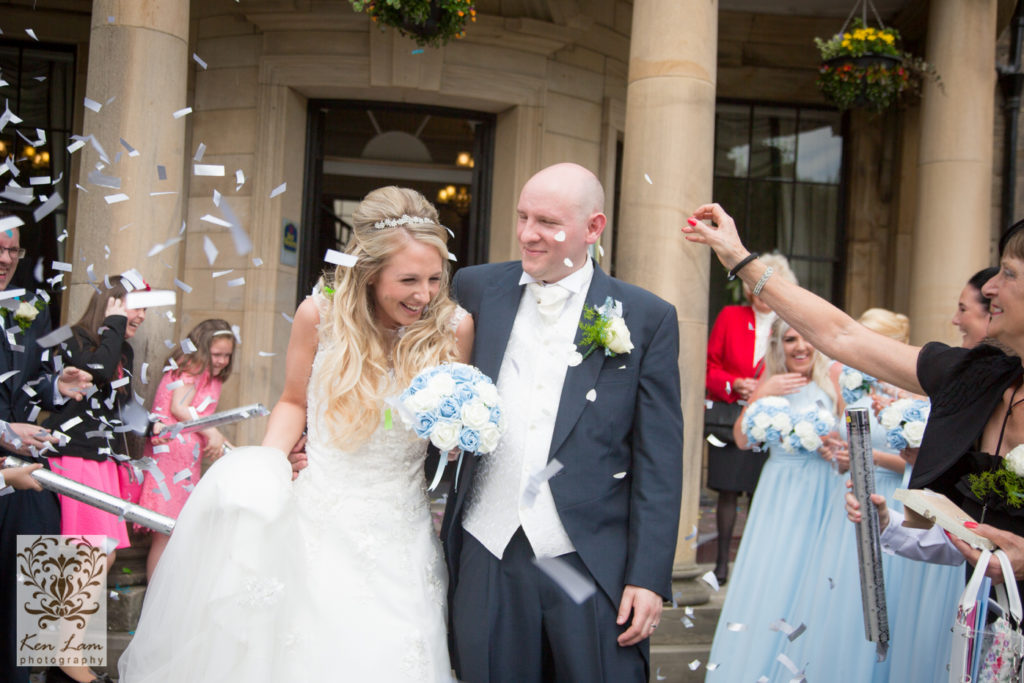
[137,319,235,577]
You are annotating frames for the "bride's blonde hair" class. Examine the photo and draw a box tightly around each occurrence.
[312,186,459,445]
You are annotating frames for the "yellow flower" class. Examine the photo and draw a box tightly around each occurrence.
[841,39,851,48]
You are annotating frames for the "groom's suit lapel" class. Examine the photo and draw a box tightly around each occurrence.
[474,266,524,383]
[548,262,613,460]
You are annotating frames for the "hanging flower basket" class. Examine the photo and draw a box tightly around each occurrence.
[815,18,939,113]
[350,0,476,48]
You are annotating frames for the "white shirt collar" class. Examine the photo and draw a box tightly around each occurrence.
[518,257,594,295]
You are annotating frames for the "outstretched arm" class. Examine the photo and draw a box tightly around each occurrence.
[683,204,924,394]
[263,297,319,455]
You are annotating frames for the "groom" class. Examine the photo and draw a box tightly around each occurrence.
[442,162,683,682]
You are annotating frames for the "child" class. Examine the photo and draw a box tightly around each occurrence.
[138,319,235,577]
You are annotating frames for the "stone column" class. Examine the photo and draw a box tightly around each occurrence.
[69,0,190,391]
[909,0,997,346]
[616,0,717,577]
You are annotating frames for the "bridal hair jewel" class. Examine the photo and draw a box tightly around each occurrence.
[372,215,433,230]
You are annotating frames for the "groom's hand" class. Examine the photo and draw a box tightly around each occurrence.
[615,585,662,646]
[287,435,308,481]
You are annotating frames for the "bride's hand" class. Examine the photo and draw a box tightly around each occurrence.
[681,203,751,271]
[287,435,308,481]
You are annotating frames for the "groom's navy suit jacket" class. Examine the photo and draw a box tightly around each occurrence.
[441,260,684,615]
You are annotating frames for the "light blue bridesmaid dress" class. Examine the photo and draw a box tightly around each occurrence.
[706,382,842,681]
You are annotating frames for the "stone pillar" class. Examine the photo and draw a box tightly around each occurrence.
[909,0,997,346]
[69,0,190,391]
[616,0,717,577]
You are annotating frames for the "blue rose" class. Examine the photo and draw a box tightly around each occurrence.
[902,405,924,423]
[437,396,461,420]
[489,406,503,425]
[412,412,437,439]
[841,387,860,404]
[764,427,781,444]
[458,428,481,452]
[454,381,476,402]
[451,365,476,382]
[886,427,908,451]
[410,373,429,391]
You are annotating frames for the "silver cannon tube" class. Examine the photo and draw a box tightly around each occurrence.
[846,407,889,661]
[167,403,269,437]
[3,455,175,535]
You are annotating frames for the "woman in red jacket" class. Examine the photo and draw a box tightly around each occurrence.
[705,252,796,584]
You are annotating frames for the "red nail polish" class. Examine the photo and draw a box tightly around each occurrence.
[964,521,979,529]
[686,217,698,226]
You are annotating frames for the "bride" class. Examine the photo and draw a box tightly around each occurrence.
[118,187,474,682]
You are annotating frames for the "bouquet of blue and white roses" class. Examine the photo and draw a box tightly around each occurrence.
[399,362,506,454]
[783,407,837,455]
[741,396,793,451]
[838,365,878,404]
[878,397,930,450]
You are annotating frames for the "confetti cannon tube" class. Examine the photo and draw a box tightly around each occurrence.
[846,407,889,661]
[4,455,175,535]
[167,403,269,437]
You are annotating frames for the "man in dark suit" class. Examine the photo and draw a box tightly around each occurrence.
[441,163,683,682]
[0,224,91,683]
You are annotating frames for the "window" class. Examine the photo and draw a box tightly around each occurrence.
[709,103,845,320]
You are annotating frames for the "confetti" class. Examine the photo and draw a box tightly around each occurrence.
[226,277,245,287]
[726,621,747,631]
[682,616,694,628]
[212,270,233,278]
[165,380,184,391]
[88,170,121,189]
[684,524,698,540]
[201,214,231,229]
[701,570,720,591]
[124,290,176,309]
[60,416,82,431]
[104,193,129,204]
[172,107,192,119]
[35,325,73,348]
[83,97,102,112]
[51,261,72,272]
[140,362,149,385]
[411,48,425,55]
[0,288,27,301]
[235,169,245,189]
[522,458,563,508]
[705,663,719,671]
[770,618,806,641]
[688,660,701,671]
[0,370,18,383]
[281,312,294,324]
[655,668,666,681]
[644,173,653,184]
[172,469,192,484]
[174,278,192,293]
[325,249,357,268]
[119,138,140,157]
[252,257,263,267]
[269,182,286,198]
[448,253,457,262]
[194,164,225,177]
[553,230,566,242]
[193,142,206,162]
[585,389,597,402]
[0,216,24,232]
[180,338,197,354]
[157,165,167,181]
[776,653,802,676]
[532,556,595,604]
[258,351,277,357]
[706,434,727,448]
[612,471,627,479]
[192,53,208,70]
[563,258,573,268]
[203,236,218,265]
[25,28,39,41]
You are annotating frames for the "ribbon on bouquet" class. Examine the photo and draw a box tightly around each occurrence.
[4,455,176,534]
[847,407,890,661]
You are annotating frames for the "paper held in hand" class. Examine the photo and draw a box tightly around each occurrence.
[892,488,996,551]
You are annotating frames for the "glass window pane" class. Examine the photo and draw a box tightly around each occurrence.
[791,184,840,258]
[711,176,749,236]
[0,47,20,105]
[789,258,833,301]
[750,106,797,180]
[17,54,50,126]
[796,110,843,184]
[715,104,750,178]
[748,180,792,254]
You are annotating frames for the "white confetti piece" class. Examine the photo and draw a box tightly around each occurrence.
[60,416,82,431]
[226,277,245,287]
[172,468,192,484]
[51,261,72,272]
[448,253,457,262]
[231,325,241,345]
[776,653,801,676]
[258,351,277,357]
[701,570,721,591]
[25,28,39,40]
[532,556,595,604]
[522,458,563,508]
[655,668,666,681]
[0,216,24,232]
[174,278,192,293]
[235,169,245,189]
[67,140,85,154]
[563,258,573,268]
[705,662,719,671]
[325,249,357,268]
[83,97,101,112]
[28,176,50,186]
[172,107,192,119]
[192,53,208,70]
[688,660,701,671]
[140,362,149,385]
[212,269,233,278]
[104,193,129,204]
[644,173,653,184]
[203,236,218,265]
[682,616,694,628]
[194,164,225,177]
[0,370,18,383]
[553,230,566,242]
[35,325,73,348]
[194,142,206,162]
[152,444,170,454]
[281,312,294,324]
[726,621,747,631]
[165,380,184,391]
[124,290,175,309]
[0,288,27,301]
[269,182,286,198]
[770,618,806,641]
[585,389,597,402]
[612,471,627,479]
[684,524,698,540]
[252,257,263,267]
[33,191,63,223]
[119,138,140,157]
[567,350,582,367]
[706,434,727,447]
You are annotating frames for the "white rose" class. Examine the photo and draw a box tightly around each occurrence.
[879,406,902,430]
[426,373,456,397]
[15,301,38,322]
[605,317,634,355]
[460,400,492,430]
[478,424,502,453]
[405,389,439,414]
[429,420,461,451]
[770,413,792,433]
[753,413,772,429]
[794,421,817,440]
[891,398,914,413]
[902,421,926,448]
[1006,444,1024,477]
[801,434,823,451]
[839,370,863,390]
[475,382,500,407]
[750,425,766,442]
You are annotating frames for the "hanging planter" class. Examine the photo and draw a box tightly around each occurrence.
[350,0,476,48]
[815,12,939,113]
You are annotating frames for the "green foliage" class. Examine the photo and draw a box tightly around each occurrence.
[969,464,1024,509]
[350,0,476,48]
[578,304,611,360]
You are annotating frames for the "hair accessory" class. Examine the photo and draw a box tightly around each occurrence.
[728,252,759,281]
[752,266,774,297]
[372,215,433,230]
[212,330,234,337]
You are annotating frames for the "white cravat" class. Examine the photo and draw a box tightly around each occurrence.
[463,261,594,559]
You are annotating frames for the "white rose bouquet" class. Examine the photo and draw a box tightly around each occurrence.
[783,407,837,455]
[838,365,878,404]
[968,443,1024,509]
[740,396,793,451]
[878,398,930,450]
[578,296,633,359]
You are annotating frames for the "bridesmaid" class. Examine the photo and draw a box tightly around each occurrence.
[706,317,844,681]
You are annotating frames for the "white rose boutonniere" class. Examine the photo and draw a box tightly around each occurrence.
[1007,444,1024,478]
[13,300,41,331]
[579,296,633,359]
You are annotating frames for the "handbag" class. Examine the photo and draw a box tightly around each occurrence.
[704,400,743,445]
[950,549,1024,683]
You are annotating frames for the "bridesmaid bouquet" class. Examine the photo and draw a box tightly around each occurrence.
[399,362,506,455]
[878,398,930,450]
[838,365,878,403]
[741,396,793,451]
[783,407,836,455]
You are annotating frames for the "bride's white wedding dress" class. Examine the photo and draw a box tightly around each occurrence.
[119,344,452,681]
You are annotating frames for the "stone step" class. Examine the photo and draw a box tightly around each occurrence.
[650,644,714,682]
[96,630,132,680]
[107,585,146,632]
[652,604,719,647]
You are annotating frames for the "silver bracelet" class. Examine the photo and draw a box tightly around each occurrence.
[752,266,774,297]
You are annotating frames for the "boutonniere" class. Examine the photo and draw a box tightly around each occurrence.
[969,444,1024,509]
[12,300,42,331]
[578,296,633,359]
